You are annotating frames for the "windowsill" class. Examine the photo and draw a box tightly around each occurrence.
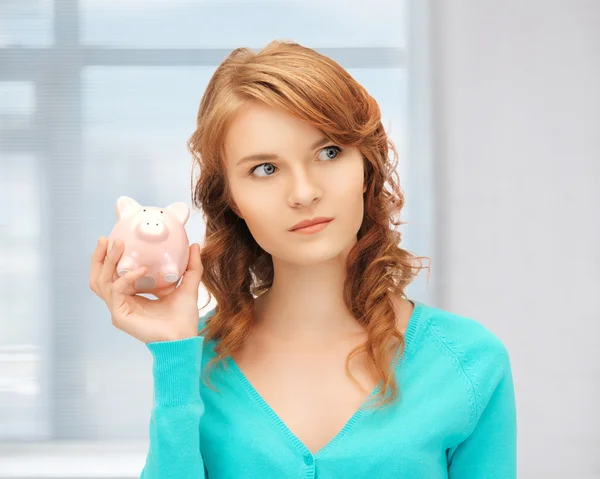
[0,440,147,478]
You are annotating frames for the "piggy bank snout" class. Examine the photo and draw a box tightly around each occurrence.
[135,218,169,241]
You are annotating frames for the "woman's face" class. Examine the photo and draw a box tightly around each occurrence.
[223,101,367,266]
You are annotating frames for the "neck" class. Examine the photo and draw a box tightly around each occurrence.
[252,242,410,346]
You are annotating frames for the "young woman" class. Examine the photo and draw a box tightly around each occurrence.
[89,40,517,478]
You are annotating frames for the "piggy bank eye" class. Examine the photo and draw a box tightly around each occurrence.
[143,209,146,212]
[160,210,163,213]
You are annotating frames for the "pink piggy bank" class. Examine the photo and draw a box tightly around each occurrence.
[107,196,190,297]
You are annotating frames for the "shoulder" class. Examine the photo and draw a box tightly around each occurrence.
[424,304,510,362]
[198,306,217,335]
[420,303,512,408]
[196,307,219,366]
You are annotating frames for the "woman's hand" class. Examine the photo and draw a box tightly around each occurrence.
[89,237,204,344]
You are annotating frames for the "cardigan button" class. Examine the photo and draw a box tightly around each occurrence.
[304,454,314,466]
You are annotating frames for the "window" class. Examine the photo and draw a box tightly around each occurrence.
[0,0,435,476]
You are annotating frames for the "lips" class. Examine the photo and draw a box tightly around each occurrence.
[289,217,333,231]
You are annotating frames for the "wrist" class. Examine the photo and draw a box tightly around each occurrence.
[165,331,199,342]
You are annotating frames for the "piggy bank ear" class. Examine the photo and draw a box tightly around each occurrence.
[116,196,142,220]
[165,202,190,224]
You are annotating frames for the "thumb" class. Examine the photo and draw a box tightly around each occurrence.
[178,243,203,295]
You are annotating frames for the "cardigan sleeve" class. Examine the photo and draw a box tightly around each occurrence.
[140,335,207,479]
[447,346,518,478]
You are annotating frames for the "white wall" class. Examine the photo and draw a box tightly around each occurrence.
[431,1,599,477]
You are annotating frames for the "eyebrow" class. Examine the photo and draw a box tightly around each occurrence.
[235,136,331,167]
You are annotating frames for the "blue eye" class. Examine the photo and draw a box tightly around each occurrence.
[250,163,277,177]
[317,145,342,161]
[249,145,343,178]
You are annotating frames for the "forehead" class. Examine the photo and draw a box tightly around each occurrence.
[223,102,323,163]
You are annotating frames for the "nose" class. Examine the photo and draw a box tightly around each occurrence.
[136,219,168,242]
[287,169,322,207]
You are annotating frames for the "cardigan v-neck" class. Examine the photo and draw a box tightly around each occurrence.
[224,300,423,459]
[142,299,517,478]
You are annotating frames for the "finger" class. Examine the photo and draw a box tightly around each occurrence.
[89,237,108,294]
[109,266,148,311]
[112,270,138,297]
[178,243,203,295]
[98,239,123,295]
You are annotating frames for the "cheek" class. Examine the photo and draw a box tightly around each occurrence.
[235,194,280,245]
[335,170,365,219]
[347,186,366,231]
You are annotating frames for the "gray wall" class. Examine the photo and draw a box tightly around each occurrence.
[431,1,599,477]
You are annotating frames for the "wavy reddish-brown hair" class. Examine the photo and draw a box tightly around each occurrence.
[188,39,430,409]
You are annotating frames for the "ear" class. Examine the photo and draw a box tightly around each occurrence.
[233,207,244,219]
[363,182,367,193]
[116,196,141,220]
[230,202,244,219]
[165,202,190,224]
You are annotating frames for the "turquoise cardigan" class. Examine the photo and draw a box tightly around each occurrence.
[141,300,517,478]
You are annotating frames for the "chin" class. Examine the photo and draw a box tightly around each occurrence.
[278,241,351,266]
